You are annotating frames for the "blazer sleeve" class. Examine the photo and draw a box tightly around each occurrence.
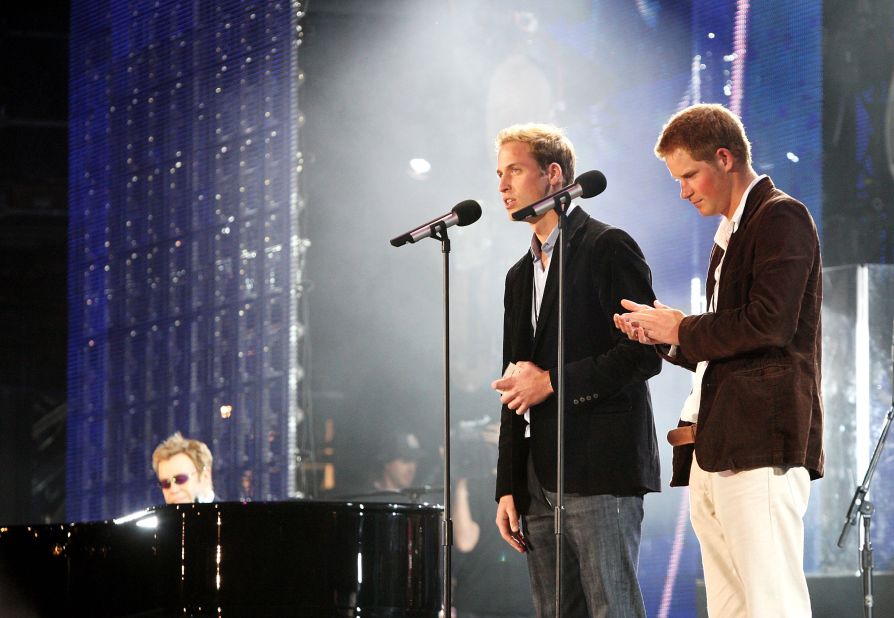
[657,344,697,372]
[678,199,819,361]
[550,227,662,408]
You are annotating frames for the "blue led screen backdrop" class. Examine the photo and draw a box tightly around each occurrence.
[68,0,310,520]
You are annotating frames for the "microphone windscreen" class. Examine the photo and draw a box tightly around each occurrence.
[453,200,482,226]
[575,170,607,199]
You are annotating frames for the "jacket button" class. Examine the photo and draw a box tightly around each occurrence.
[585,395,592,401]
[593,393,598,399]
[573,398,579,405]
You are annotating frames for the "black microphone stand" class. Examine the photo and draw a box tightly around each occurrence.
[552,193,571,618]
[429,220,453,615]
[837,370,894,618]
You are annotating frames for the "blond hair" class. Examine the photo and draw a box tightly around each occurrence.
[151,431,213,475]
[654,103,751,166]
[496,123,576,184]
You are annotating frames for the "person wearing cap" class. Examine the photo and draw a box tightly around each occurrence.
[152,431,216,504]
[372,431,422,494]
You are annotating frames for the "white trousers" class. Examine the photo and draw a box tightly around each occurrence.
[689,454,812,618]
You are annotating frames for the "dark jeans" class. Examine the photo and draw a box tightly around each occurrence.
[523,454,646,618]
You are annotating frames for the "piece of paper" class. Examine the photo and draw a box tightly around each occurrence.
[497,362,520,395]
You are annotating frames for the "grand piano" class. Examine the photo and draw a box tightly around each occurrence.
[0,501,442,617]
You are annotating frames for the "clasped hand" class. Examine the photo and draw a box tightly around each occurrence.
[613,298,685,346]
[490,360,553,416]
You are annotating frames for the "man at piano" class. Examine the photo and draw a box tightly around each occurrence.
[152,431,217,504]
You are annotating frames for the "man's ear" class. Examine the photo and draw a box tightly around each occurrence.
[715,147,736,171]
[547,161,564,188]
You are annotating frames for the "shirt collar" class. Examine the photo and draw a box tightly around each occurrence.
[530,203,578,262]
[714,174,766,251]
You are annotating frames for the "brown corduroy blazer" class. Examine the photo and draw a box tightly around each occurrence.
[663,177,824,487]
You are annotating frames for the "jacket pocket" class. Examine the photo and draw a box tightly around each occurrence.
[707,363,792,457]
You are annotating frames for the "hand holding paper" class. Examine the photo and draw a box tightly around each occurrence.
[491,360,554,416]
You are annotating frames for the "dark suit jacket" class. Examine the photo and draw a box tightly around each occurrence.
[495,207,662,514]
[663,177,824,486]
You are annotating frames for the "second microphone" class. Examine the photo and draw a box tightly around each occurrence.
[390,200,482,247]
[512,170,607,221]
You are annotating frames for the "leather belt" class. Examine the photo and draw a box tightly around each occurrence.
[667,424,697,447]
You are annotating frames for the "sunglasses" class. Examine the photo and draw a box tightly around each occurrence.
[157,471,196,489]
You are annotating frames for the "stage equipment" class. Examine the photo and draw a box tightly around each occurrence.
[68,0,313,519]
[390,199,482,612]
[390,200,481,247]
[820,264,894,579]
[837,322,894,618]
[511,170,606,221]
[514,170,607,616]
[0,501,440,616]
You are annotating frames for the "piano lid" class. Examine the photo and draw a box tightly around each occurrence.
[0,500,442,617]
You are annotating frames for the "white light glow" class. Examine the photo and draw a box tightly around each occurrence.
[113,508,154,525]
[408,158,431,178]
[136,515,159,529]
[855,266,870,482]
[690,276,705,314]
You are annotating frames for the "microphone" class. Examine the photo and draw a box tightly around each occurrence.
[511,170,607,221]
[390,200,482,247]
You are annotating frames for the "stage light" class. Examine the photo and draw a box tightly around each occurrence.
[408,158,431,180]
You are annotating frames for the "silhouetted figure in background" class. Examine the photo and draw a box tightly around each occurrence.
[453,418,534,618]
[357,431,432,503]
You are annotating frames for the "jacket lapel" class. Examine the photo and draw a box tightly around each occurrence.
[531,207,589,355]
[737,176,773,230]
[708,177,774,306]
[517,257,535,351]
